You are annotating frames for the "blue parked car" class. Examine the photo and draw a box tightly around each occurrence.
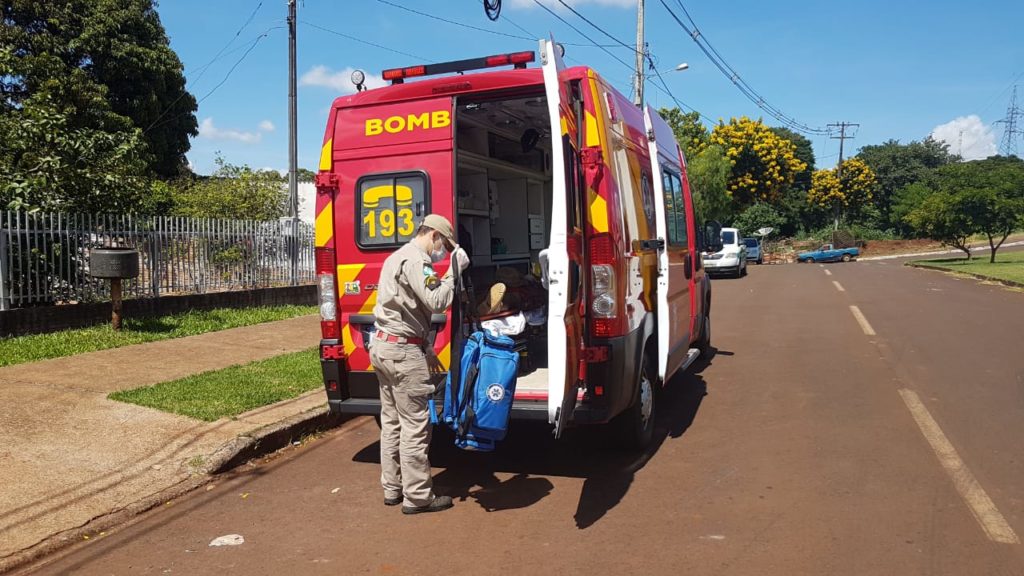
[797,243,859,263]
[742,237,762,264]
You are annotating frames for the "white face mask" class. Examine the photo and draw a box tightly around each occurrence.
[430,235,448,263]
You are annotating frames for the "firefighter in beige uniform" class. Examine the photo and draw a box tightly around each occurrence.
[370,214,469,514]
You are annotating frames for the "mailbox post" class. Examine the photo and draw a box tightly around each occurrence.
[89,248,140,331]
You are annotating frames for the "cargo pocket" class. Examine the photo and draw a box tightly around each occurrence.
[398,347,435,397]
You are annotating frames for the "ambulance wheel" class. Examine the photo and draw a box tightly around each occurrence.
[614,357,656,450]
[696,312,711,356]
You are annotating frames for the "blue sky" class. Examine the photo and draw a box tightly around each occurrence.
[157,0,1024,175]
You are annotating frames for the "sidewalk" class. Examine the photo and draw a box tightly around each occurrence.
[0,314,334,570]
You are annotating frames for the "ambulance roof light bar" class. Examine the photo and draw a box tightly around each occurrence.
[382,51,535,84]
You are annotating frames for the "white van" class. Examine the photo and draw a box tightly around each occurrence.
[703,227,747,278]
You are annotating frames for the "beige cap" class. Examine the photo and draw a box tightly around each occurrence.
[422,214,455,248]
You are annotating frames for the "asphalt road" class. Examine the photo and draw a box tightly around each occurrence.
[21,259,1024,575]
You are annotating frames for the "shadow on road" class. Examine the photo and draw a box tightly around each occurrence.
[351,347,722,528]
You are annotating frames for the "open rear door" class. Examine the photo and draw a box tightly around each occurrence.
[643,106,692,382]
[541,37,581,438]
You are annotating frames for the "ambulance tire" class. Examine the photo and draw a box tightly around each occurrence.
[696,311,711,356]
[613,354,656,451]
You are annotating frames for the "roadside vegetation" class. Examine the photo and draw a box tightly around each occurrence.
[661,111,1024,255]
[0,305,316,368]
[911,251,1024,286]
[109,348,321,421]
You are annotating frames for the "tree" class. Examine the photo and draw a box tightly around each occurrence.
[0,0,197,205]
[732,202,786,238]
[769,127,815,192]
[901,156,1024,261]
[856,137,956,232]
[82,0,199,177]
[709,117,807,207]
[686,144,732,224]
[171,155,288,220]
[905,190,979,259]
[807,157,876,229]
[0,95,153,212]
[658,107,708,161]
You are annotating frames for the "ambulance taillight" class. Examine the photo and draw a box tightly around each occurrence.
[316,248,339,340]
[589,233,624,338]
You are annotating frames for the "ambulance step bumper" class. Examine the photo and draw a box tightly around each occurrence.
[329,397,604,423]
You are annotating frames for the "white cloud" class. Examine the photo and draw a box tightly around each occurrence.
[300,66,387,94]
[197,118,262,143]
[259,120,275,132]
[260,167,288,177]
[930,115,997,161]
[509,0,635,8]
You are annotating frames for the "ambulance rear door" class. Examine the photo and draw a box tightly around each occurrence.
[643,105,693,382]
[540,37,584,438]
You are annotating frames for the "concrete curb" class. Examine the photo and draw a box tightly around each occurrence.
[904,262,1024,289]
[0,403,344,575]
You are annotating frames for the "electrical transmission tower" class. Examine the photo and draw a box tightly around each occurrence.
[995,85,1023,157]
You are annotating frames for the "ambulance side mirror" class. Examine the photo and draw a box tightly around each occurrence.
[704,221,723,253]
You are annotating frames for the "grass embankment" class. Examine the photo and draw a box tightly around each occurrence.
[0,305,316,368]
[911,250,1024,286]
[109,347,321,421]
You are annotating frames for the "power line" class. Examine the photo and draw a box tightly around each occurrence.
[530,0,635,72]
[144,2,267,133]
[554,0,643,55]
[658,0,831,136]
[147,27,281,133]
[376,0,534,42]
[300,20,434,62]
[188,2,265,86]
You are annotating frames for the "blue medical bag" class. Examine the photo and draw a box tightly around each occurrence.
[442,331,519,451]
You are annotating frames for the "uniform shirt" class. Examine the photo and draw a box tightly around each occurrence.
[372,241,455,340]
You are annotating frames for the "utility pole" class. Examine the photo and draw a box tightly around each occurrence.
[287,0,299,286]
[994,85,1023,158]
[827,121,859,230]
[632,0,645,107]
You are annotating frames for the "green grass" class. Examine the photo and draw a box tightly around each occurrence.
[0,305,316,368]
[109,347,322,421]
[912,250,1024,286]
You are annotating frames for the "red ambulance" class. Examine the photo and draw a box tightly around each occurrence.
[314,39,722,448]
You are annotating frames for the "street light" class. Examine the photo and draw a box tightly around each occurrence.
[649,62,689,77]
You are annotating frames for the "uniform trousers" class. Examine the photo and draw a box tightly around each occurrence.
[368,339,436,507]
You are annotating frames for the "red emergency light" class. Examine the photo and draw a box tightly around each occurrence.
[382,51,535,84]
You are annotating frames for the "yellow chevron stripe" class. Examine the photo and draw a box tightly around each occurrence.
[585,110,599,147]
[341,323,356,356]
[319,139,333,171]
[315,200,333,247]
[438,341,451,371]
[590,193,609,233]
[336,263,365,286]
[358,290,377,316]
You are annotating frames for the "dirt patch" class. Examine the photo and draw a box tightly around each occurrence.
[859,239,946,257]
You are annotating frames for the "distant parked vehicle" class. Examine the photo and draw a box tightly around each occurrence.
[742,237,762,264]
[704,227,747,277]
[797,243,859,263]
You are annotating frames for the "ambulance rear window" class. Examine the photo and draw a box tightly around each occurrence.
[356,172,429,249]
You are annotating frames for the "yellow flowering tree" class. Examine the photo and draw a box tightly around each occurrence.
[808,157,877,228]
[709,116,807,207]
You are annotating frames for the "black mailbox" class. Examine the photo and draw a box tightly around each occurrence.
[89,248,140,279]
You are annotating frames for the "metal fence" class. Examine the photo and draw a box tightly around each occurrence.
[0,210,315,310]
